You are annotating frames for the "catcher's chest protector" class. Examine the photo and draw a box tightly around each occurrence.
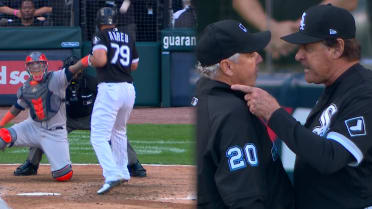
[19,72,63,122]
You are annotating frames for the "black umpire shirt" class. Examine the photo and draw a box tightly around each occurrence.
[92,27,139,83]
[195,77,294,209]
[269,64,372,209]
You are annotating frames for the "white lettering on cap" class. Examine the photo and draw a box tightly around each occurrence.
[239,23,247,32]
[300,12,306,31]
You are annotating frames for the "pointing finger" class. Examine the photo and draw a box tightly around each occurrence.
[231,84,253,93]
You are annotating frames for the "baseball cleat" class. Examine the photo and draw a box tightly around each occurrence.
[128,161,147,177]
[97,179,126,195]
[14,160,38,176]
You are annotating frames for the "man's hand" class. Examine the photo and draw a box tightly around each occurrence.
[63,55,79,70]
[231,85,281,121]
[267,20,298,59]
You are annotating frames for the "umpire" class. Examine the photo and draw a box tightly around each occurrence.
[194,20,294,209]
[233,4,372,209]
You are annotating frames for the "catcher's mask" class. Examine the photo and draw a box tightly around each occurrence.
[96,7,117,26]
[25,52,48,82]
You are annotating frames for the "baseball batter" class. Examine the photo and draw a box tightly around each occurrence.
[70,7,139,194]
[0,51,81,181]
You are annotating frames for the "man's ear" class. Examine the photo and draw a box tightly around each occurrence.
[330,38,344,59]
[219,59,234,76]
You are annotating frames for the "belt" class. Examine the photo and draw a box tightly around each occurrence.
[49,126,64,131]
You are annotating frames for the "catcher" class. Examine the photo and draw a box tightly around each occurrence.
[0,51,82,181]
[12,55,147,178]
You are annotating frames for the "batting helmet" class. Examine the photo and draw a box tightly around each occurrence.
[25,52,48,82]
[96,7,117,26]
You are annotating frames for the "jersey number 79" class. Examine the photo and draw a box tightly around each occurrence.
[111,43,131,67]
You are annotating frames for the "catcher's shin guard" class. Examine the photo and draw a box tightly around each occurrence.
[0,128,16,150]
[52,164,73,182]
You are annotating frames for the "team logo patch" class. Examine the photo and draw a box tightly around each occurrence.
[190,97,198,106]
[300,12,306,30]
[93,36,100,45]
[239,23,247,32]
[345,116,366,137]
[313,103,337,137]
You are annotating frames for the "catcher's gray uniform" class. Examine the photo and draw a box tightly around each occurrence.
[11,69,71,174]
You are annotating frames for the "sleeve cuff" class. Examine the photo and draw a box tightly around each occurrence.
[326,131,363,166]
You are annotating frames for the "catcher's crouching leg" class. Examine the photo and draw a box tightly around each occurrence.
[52,164,73,182]
[0,128,16,150]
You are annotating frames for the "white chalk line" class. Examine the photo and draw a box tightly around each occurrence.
[16,193,61,196]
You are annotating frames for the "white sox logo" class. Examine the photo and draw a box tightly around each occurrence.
[300,12,306,30]
[312,104,337,136]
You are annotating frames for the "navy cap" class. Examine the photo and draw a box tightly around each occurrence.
[196,19,271,67]
[281,4,356,44]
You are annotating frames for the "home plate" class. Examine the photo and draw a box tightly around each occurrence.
[16,193,61,196]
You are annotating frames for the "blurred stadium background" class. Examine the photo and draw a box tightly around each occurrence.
[1,0,187,41]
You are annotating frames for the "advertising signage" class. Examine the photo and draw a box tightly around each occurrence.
[0,49,71,104]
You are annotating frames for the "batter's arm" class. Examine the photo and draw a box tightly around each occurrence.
[69,48,107,75]
[89,49,107,68]
[67,49,104,75]
[131,60,138,71]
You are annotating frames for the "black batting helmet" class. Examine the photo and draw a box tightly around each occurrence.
[96,7,117,26]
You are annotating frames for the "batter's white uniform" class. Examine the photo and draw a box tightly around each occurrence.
[11,69,71,172]
[91,82,135,181]
[90,26,139,183]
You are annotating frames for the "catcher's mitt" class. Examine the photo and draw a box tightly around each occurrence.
[63,55,79,70]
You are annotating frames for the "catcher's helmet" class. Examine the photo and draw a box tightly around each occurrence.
[25,51,48,82]
[96,7,117,26]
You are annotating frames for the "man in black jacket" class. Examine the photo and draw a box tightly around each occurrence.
[194,19,294,209]
[232,4,372,209]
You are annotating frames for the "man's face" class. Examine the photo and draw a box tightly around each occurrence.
[295,42,333,85]
[27,61,46,81]
[21,1,35,20]
[230,52,262,86]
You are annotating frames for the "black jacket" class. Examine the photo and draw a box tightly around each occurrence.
[269,64,372,209]
[195,77,294,209]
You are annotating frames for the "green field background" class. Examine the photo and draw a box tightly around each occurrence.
[0,124,195,165]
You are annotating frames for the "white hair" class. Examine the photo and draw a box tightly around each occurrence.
[196,53,240,79]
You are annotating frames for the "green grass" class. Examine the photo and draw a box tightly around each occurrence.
[0,124,195,165]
